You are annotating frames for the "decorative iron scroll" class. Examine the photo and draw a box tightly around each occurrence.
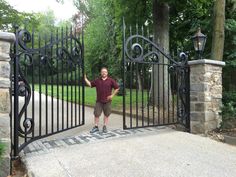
[124,35,179,64]
[14,28,83,138]
[177,52,189,125]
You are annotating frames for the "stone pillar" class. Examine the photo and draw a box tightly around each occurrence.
[0,32,15,176]
[189,59,225,134]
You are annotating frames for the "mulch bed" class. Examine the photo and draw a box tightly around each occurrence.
[207,128,236,143]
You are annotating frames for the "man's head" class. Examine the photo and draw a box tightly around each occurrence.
[100,67,108,78]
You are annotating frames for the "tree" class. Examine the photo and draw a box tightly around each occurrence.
[0,0,37,31]
[211,0,225,61]
[73,0,120,79]
[151,0,170,109]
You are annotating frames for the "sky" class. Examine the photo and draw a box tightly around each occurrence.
[5,0,78,21]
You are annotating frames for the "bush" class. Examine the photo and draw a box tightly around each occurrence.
[0,141,5,161]
[220,101,236,129]
[221,91,236,129]
[222,91,236,106]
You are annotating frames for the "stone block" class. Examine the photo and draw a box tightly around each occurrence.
[0,61,10,78]
[190,103,195,111]
[204,102,213,111]
[191,121,205,134]
[0,42,11,55]
[0,53,10,61]
[190,112,205,121]
[190,91,198,96]
[0,77,10,88]
[203,72,212,82]
[198,93,205,102]
[204,120,218,132]
[0,89,10,113]
[205,96,211,101]
[0,156,10,177]
[190,84,205,92]
[0,114,10,139]
[190,96,198,102]
[195,103,204,112]
[205,111,216,121]
[205,65,222,73]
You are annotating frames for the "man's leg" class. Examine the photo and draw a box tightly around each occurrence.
[102,102,111,133]
[90,102,102,133]
[103,116,109,126]
[95,116,99,126]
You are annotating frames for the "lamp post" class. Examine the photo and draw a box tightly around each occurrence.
[191,27,207,59]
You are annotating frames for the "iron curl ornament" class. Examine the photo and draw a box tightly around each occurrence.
[124,34,179,64]
[14,28,83,138]
[177,52,190,124]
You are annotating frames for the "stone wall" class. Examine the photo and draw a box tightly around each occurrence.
[189,59,225,134]
[0,32,15,177]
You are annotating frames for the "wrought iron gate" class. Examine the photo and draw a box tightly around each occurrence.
[122,20,190,131]
[10,26,85,158]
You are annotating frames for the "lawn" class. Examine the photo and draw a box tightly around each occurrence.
[33,84,148,110]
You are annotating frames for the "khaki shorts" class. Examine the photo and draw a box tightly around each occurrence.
[94,102,112,117]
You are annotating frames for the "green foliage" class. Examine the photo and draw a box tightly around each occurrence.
[220,102,236,129]
[221,91,236,129]
[222,91,236,107]
[76,0,120,79]
[0,0,38,31]
[0,141,5,161]
[169,0,213,59]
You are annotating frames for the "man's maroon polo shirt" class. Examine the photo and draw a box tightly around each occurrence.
[91,77,119,103]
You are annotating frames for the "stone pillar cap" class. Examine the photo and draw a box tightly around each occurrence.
[0,32,15,43]
[188,59,225,66]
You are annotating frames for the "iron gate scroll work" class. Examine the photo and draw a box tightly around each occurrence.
[10,26,85,158]
[122,20,190,131]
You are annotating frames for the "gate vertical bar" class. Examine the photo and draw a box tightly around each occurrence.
[186,66,190,132]
[141,25,144,127]
[74,27,77,126]
[13,27,19,158]
[38,34,42,136]
[122,18,126,129]
[135,24,138,127]
[65,27,69,128]
[82,16,85,125]
[147,27,150,126]
[50,31,54,133]
[45,35,48,134]
[31,28,35,138]
[61,27,64,130]
[70,26,73,127]
[129,26,133,129]
[56,28,59,131]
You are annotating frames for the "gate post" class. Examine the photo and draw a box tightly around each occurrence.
[0,32,15,176]
[188,59,225,134]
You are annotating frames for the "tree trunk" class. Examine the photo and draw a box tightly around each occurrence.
[151,0,170,110]
[137,70,143,91]
[211,0,225,61]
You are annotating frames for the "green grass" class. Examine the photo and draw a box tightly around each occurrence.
[33,84,148,110]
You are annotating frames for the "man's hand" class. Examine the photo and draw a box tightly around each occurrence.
[107,88,119,101]
[107,95,113,101]
[84,74,91,87]
[84,74,87,80]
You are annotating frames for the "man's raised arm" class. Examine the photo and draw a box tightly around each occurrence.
[84,74,91,87]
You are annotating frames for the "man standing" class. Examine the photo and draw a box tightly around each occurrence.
[84,67,119,133]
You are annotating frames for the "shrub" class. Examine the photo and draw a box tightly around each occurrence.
[0,141,5,161]
[220,101,236,129]
[222,91,236,106]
